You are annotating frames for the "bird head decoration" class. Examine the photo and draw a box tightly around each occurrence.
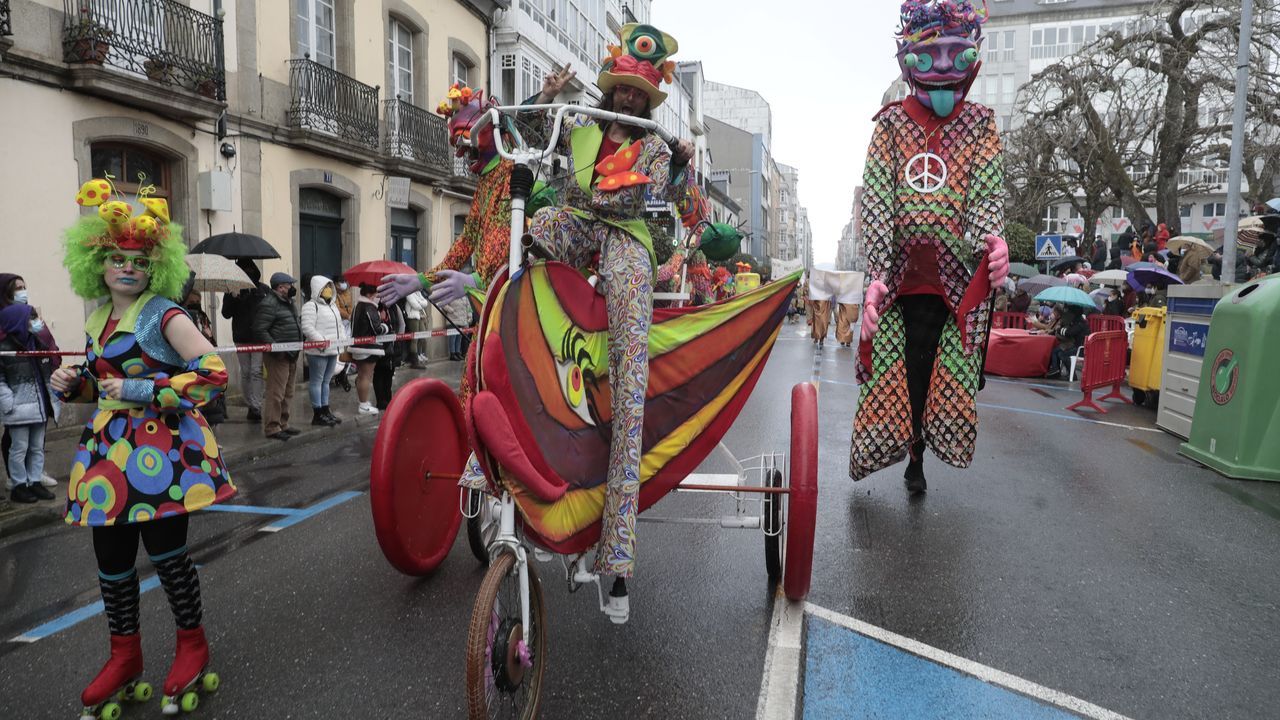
[437,83,503,174]
[896,0,989,118]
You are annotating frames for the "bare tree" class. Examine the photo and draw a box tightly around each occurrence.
[1005,0,1280,234]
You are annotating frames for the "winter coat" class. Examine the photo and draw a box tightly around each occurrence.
[350,296,386,361]
[252,289,303,358]
[1054,313,1089,352]
[404,291,429,321]
[300,276,348,357]
[221,283,269,343]
[0,336,56,426]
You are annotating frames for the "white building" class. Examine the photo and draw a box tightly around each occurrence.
[704,81,772,149]
[490,1,652,107]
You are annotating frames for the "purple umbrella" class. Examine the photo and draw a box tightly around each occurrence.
[1128,266,1183,290]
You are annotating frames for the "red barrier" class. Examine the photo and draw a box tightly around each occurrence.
[1066,330,1132,414]
[1088,314,1126,334]
[991,311,1027,330]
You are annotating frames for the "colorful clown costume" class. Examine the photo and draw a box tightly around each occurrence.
[851,0,1006,484]
[64,293,235,526]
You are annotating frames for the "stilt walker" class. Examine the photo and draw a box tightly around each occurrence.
[526,22,695,582]
[851,0,1010,494]
[53,178,235,717]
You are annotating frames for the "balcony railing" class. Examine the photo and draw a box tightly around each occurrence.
[2,0,12,37]
[288,57,380,150]
[61,0,224,100]
[383,99,450,173]
[452,155,475,180]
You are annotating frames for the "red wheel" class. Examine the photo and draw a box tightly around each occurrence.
[783,382,817,601]
[370,378,469,575]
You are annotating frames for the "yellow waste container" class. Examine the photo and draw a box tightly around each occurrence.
[1128,306,1166,407]
[735,272,760,295]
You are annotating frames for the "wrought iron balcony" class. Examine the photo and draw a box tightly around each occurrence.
[288,58,380,150]
[383,99,451,173]
[2,0,12,37]
[61,0,224,100]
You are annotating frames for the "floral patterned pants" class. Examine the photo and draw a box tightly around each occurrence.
[531,207,651,578]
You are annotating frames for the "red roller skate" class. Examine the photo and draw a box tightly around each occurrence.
[80,634,152,720]
[160,627,219,715]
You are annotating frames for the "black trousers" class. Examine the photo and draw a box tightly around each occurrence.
[373,358,395,410]
[92,515,189,576]
[898,295,950,445]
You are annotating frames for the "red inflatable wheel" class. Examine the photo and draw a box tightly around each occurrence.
[783,382,817,601]
[370,378,469,575]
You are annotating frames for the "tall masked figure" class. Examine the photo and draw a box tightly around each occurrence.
[851,0,1010,494]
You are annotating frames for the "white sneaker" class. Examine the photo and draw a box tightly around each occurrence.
[40,474,57,488]
[358,402,380,416]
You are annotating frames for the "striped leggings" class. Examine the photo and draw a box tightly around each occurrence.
[92,515,202,635]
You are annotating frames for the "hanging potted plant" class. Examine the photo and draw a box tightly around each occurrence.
[144,55,175,83]
[191,68,221,99]
[65,5,113,64]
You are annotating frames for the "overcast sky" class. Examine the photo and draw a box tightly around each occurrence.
[652,1,905,264]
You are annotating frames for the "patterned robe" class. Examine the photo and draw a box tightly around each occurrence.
[850,99,1004,480]
[422,157,513,290]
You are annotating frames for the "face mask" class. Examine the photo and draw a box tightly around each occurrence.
[321,288,334,300]
[337,282,348,291]
[29,319,44,333]
[288,287,298,298]
[12,290,29,304]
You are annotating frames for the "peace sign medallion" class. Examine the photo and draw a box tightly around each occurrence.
[904,152,948,194]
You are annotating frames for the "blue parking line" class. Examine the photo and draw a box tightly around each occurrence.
[201,504,302,516]
[804,615,1077,720]
[13,575,163,643]
[260,491,362,532]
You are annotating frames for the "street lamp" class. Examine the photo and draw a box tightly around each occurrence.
[1221,0,1256,285]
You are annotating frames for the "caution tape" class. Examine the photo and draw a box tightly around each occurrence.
[0,327,473,358]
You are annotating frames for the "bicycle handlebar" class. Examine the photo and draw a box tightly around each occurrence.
[471,104,679,163]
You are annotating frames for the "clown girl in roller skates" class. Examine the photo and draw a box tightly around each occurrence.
[52,177,233,717]
[851,0,1010,494]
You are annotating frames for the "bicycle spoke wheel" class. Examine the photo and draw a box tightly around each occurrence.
[465,551,547,719]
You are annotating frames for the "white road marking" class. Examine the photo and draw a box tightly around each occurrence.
[756,590,805,720]
[804,602,1135,720]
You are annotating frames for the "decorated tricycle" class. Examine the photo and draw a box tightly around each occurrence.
[369,102,816,719]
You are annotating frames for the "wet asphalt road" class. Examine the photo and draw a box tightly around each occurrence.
[3,319,1280,719]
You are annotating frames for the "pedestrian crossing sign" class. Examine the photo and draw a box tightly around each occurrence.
[1035,234,1062,260]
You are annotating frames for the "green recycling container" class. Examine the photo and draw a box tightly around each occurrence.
[1180,276,1280,481]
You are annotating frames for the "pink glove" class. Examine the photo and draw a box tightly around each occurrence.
[427,269,477,306]
[377,273,422,306]
[984,234,1010,289]
[860,280,889,344]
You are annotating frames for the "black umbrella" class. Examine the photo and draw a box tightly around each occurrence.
[1050,256,1085,273]
[190,232,281,260]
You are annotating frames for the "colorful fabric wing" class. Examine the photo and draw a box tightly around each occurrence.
[470,263,801,553]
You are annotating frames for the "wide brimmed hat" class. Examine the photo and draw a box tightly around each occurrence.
[598,23,678,108]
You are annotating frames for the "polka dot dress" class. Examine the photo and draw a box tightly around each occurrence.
[65,329,235,527]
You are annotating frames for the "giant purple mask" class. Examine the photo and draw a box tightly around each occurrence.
[896,0,988,118]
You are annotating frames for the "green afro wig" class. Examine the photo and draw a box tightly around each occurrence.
[63,217,189,300]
